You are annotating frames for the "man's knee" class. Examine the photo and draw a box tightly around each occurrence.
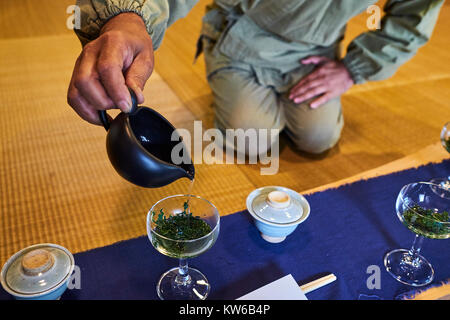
[208,68,285,157]
[215,101,282,158]
[223,100,278,133]
[209,70,282,131]
[284,97,343,154]
[212,88,282,157]
[291,126,343,154]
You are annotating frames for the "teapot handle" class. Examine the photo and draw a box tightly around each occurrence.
[98,88,138,131]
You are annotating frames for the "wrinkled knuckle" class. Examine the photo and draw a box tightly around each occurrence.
[96,61,114,77]
[144,57,154,71]
[79,50,88,61]
[73,75,90,90]
[133,72,148,83]
[96,95,113,108]
[316,68,325,76]
[314,86,323,94]
[101,30,124,44]
[320,74,330,82]
[82,42,97,56]
[98,102,112,110]
[309,80,319,87]
[313,87,322,95]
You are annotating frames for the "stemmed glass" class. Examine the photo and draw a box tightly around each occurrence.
[430,122,450,193]
[147,194,220,300]
[384,182,450,286]
[441,121,450,153]
[430,122,450,196]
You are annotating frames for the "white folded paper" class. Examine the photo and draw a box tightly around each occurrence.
[237,274,307,300]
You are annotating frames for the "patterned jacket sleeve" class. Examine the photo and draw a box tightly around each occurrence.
[74,0,198,49]
[342,0,444,84]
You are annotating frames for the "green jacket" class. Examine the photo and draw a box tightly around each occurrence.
[75,0,444,84]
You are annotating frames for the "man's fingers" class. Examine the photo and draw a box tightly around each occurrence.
[292,86,328,104]
[67,86,103,125]
[125,52,154,105]
[68,57,102,125]
[301,55,330,65]
[310,93,332,109]
[97,43,133,112]
[289,66,328,96]
[289,77,326,99]
[73,44,115,111]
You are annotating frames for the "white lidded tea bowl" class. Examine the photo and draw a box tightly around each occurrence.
[1,243,75,300]
[246,186,310,243]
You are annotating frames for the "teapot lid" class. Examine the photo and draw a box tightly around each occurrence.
[0,243,74,296]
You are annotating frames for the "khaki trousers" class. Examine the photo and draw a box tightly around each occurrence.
[207,66,344,155]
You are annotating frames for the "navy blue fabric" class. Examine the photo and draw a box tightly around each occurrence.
[1,160,449,300]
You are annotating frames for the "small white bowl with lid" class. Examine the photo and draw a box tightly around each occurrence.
[246,186,310,243]
[1,243,75,300]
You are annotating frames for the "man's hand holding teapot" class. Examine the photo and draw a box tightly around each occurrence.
[67,13,154,125]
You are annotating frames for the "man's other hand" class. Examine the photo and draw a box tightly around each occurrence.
[289,56,354,109]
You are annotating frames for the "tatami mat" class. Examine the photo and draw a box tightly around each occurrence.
[213,79,450,192]
[0,1,449,266]
[0,0,75,39]
[156,0,450,192]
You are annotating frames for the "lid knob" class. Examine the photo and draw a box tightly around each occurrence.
[267,191,291,209]
[21,249,54,276]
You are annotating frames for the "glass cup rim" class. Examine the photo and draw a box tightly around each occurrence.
[441,122,449,138]
[147,194,220,243]
[399,181,450,225]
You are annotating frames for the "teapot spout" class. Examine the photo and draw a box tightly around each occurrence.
[152,162,194,187]
[180,163,195,181]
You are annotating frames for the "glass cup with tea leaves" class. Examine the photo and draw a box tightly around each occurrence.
[384,182,450,286]
[429,122,450,193]
[441,121,450,153]
[147,195,220,300]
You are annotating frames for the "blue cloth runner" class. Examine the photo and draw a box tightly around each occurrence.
[1,160,449,300]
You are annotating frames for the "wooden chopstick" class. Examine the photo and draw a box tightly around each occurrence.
[300,274,337,294]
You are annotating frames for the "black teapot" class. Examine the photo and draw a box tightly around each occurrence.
[98,89,194,188]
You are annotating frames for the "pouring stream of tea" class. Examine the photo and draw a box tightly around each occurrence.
[186,179,195,215]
